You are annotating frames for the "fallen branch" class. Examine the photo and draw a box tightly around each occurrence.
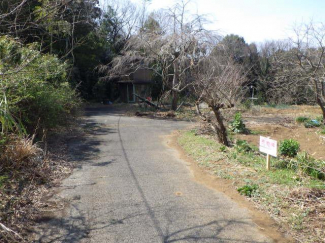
[134,93,160,109]
[0,222,24,241]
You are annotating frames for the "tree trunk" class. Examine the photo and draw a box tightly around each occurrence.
[316,97,325,124]
[171,59,179,111]
[195,102,206,121]
[171,90,178,111]
[210,105,229,146]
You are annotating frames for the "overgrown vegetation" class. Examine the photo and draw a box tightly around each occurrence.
[178,129,325,242]
[0,36,79,241]
[0,36,80,133]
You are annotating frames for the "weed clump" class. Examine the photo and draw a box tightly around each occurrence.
[295,152,325,180]
[237,184,259,197]
[235,140,254,153]
[295,116,309,123]
[229,112,247,134]
[219,145,227,152]
[279,139,300,157]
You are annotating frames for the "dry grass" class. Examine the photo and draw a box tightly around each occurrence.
[0,133,73,242]
[1,136,42,169]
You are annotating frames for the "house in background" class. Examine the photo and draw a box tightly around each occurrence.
[118,68,153,103]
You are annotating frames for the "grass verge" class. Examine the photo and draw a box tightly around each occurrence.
[178,129,325,243]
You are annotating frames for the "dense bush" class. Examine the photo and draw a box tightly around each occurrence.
[279,139,300,157]
[0,36,80,134]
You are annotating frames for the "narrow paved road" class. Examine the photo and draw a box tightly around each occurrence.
[35,107,275,243]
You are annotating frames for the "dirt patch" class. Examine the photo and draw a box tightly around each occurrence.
[164,131,294,243]
[258,105,322,116]
[237,123,325,160]
[228,105,325,160]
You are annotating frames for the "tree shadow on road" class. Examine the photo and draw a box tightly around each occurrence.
[67,117,117,166]
[34,204,268,243]
[33,203,90,243]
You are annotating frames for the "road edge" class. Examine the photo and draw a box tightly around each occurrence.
[163,130,295,243]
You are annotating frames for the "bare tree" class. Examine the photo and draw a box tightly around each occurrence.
[104,0,218,110]
[264,22,325,118]
[100,0,142,48]
[257,40,310,104]
[193,51,247,146]
[289,21,325,122]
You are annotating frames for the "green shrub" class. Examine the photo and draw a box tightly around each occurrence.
[237,184,259,197]
[20,82,79,131]
[279,139,300,157]
[295,116,309,123]
[0,36,80,134]
[0,93,24,134]
[229,112,247,134]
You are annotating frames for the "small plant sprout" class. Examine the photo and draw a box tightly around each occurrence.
[219,145,227,152]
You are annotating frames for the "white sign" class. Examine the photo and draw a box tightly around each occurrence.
[259,136,277,157]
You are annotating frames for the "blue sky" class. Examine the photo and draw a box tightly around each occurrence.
[128,0,325,44]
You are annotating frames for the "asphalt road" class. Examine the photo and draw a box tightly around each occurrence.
[34,107,275,243]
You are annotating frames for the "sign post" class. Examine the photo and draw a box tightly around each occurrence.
[266,154,271,170]
[259,136,277,170]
